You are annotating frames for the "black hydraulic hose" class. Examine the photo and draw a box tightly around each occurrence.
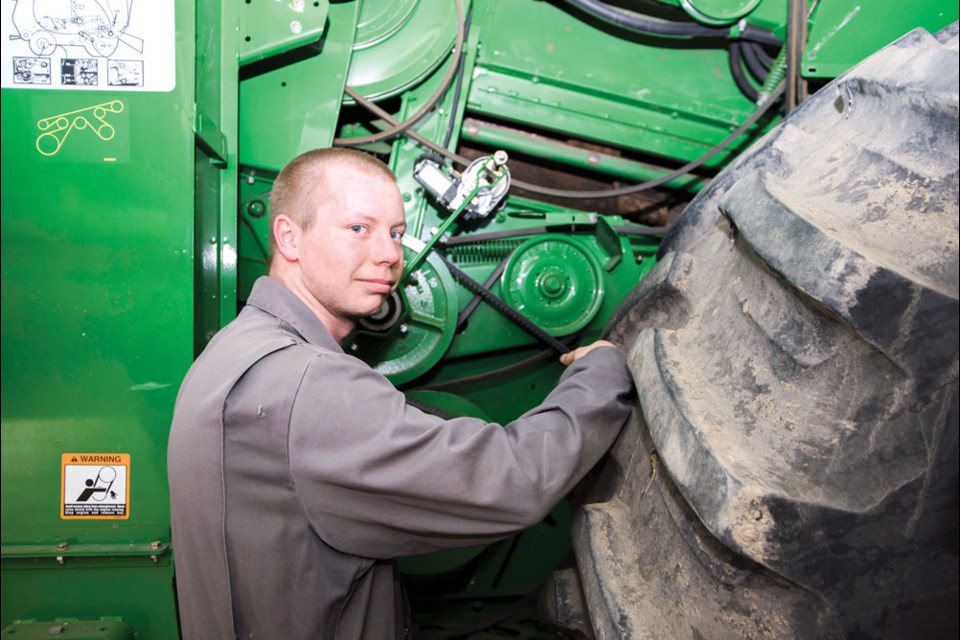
[749,40,777,69]
[729,41,761,102]
[566,0,781,45]
[737,23,783,47]
[333,0,466,147]
[740,41,772,82]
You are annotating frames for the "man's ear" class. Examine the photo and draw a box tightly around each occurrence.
[273,214,300,262]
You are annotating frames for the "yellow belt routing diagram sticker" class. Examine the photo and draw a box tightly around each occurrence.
[61,453,130,519]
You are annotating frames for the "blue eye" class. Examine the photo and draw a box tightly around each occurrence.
[350,225,364,234]
[390,230,404,241]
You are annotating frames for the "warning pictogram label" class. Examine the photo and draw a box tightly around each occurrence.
[61,453,130,519]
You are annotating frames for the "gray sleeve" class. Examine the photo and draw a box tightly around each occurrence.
[287,346,635,559]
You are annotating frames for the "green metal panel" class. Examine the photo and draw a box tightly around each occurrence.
[238,0,356,172]
[346,0,457,102]
[238,0,329,66]
[467,0,766,169]
[3,0,953,636]
[2,618,135,640]
[1,0,196,635]
[195,0,241,348]
[803,0,958,78]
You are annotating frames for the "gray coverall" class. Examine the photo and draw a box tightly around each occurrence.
[168,276,634,639]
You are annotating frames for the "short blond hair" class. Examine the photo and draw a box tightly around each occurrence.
[269,148,396,255]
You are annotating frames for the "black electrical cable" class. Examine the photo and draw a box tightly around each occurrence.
[566,0,781,45]
[729,41,760,102]
[509,81,786,199]
[343,56,786,201]
[442,8,473,149]
[342,86,470,166]
[333,0,466,147]
[410,332,584,392]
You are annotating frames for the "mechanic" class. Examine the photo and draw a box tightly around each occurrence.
[167,148,634,639]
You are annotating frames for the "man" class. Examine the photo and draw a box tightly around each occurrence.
[168,148,634,639]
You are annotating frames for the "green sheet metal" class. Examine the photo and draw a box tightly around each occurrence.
[0,0,195,633]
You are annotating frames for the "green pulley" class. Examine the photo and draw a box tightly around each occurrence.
[346,241,457,385]
[501,235,604,336]
[344,0,458,103]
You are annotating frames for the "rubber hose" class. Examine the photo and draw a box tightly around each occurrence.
[729,41,761,102]
[567,0,781,45]
[741,41,772,82]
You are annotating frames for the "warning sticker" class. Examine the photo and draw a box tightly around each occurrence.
[61,453,130,520]
[1,1,175,91]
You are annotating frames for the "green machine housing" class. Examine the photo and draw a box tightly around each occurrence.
[1,0,956,637]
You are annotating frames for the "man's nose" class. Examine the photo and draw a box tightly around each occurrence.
[373,232,403,267]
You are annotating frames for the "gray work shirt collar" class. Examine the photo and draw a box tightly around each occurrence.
[245,276,344,353]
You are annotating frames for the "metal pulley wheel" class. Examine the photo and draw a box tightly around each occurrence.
[347,238,457,385]
[501,235,604,336]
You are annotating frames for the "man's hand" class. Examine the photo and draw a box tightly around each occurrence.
[559,340,618,366]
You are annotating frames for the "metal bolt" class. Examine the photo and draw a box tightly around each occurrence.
[150,540,163,550]
[246,199,267,219]
[399,324,409,335]
[350,342,359,352]
[47,624,66,636]
[56,542,70,552]
[290,20,302,34]
[291,0,305,10]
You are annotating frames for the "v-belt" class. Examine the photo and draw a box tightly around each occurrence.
[437,255,572,355]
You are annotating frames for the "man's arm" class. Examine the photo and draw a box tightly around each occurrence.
[288,345,635,559]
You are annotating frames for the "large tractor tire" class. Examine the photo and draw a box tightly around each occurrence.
[545,23,959,639]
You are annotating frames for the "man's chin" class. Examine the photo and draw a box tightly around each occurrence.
[353,294,395,321]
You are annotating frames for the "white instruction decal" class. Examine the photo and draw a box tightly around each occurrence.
[2,1,175,91]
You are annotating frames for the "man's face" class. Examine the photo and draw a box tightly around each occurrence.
[295,164,406,336]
